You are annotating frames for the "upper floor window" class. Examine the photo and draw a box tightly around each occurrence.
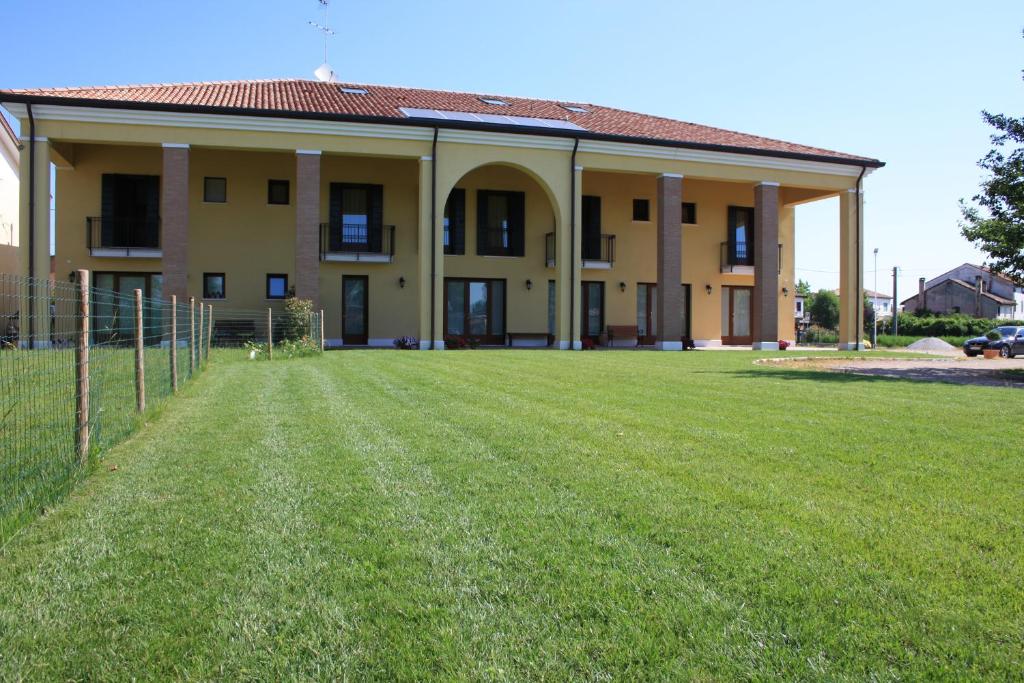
[204,177,227,203]
[632,198,650,222]
[329,183,383,252]
[681,202,697,225]
[477,190,525,257]
[444,188,466,255]
[267,179,290,205]
[727,206,755,265]
[99,174,160,248]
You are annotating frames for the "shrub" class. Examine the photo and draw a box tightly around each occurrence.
[580,337,596,350]
[802,325,838,344]
[778,339,790,350]
[281,297,314,342]
[244,335,320,360]
[444,335,481,349]
[393,336,419,350]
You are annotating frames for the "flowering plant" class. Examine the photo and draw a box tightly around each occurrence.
[580,337,596,350]
[778,339,790,350]
[393,336,419,350]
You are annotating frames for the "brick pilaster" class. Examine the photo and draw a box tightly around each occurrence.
[161,144,189,301]
[295,150,322,308]
[752,182,780,349]
[656,173,683,350]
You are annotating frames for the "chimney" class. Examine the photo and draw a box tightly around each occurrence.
[919,277,926,312]
[975,275,983,316]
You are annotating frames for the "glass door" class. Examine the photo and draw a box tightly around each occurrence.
[581,281,604,343]
[342,275,368,345]
[444,278,506,344]
[636,283,657,345]
[722,286,753,345]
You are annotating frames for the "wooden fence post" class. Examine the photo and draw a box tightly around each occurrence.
[75,269,90,463]
[206,304,213,362]
[170,295,178,393]
[134,288,145,413]
[197,299,205,370]
[267,307,273,360]
[188,297,195,375]
[320,309,325,352]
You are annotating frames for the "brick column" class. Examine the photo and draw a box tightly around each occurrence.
[752,182,780,349]
[161,143,189,301]
[838,188,863,350]
[656,173,683,350]
[295,150,322,308]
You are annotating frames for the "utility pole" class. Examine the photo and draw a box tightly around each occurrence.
[872,248,879,349]
[892,266,899,337]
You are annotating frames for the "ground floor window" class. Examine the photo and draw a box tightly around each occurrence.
[581,281,604,342]
[722,285,753,345]
[636,283,691,344]
[92,272,163,345]
[445,278,506,344]
[548,280,556,336]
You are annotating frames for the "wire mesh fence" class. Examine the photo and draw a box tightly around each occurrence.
[0,271,323,544]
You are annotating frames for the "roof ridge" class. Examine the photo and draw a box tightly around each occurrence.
[6,78,306,93]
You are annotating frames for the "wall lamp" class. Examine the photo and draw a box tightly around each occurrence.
[618,281,626,293]
[782,286,789,297]
[705,284,713,296]
[525,278,533,290]
[398,276,406,289]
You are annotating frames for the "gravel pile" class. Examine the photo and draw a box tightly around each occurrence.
[906,337,957,351]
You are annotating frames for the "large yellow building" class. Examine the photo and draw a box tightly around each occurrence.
[0,80,882,350]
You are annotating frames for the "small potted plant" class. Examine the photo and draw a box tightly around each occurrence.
[983,330,1002,359]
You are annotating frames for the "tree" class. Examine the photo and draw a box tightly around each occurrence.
[795,279,812,297]
[960,39,1024,281]
[808,289,839,330]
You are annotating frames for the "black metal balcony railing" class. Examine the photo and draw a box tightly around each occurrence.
[545,232,556,267]
[86,217,161,256]
[582,234,616,267]
[720,242,783,274]
[320,223,395,262]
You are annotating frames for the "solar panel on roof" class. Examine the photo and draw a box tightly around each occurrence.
[399,108,586,132]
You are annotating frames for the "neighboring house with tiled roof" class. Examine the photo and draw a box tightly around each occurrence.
[0,77,882,349]
[902,263,1020,319]
[833,288,893,318]
[0,113,19,280]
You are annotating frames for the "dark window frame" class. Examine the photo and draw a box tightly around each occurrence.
[203,176,227,203]
[328,182,384,252]
[476,189,526,257]
[444,188,466,255]
[632,198,650,222]
[203,272,226,300]
[443,277,508,344]
[266,273,289,300]
[681,202,697,225]
[727,206,755,266]
[267,179,290,205]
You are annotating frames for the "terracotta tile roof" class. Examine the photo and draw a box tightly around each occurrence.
[0,79,882,166]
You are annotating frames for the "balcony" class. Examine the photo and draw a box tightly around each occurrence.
[720,242,783,275]
[582,234,615,269]
[86,217,161,258]
[320,223,395,263]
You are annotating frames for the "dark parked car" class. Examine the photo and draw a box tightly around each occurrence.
[963,325,1024,358]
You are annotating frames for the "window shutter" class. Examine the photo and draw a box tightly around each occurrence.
[145,176,160,248]
[745,207,755,266]
[510,191,526,257]
[329,183,343,251]
[582,196,601,260]
[101,174,116,246]
[369,184,384,252]
[476,191,489,255]
[451,188,465,255]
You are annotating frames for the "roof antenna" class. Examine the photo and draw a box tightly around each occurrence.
[309,0,337,82]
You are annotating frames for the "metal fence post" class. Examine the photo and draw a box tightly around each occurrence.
[75,269,90,463]
[134,288,145,414]
[267,307,273,360]
[206,304,213,362]
[170,295,178,393]
[188,297,195,375]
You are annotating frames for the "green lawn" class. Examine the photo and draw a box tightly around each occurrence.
[1,350,1022,680]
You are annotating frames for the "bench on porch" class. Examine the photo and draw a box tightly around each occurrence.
[601,325,639,348]
[506,332,554,348]
[213,319,258,346]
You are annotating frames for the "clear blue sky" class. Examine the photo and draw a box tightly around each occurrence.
[3,0,1022,301]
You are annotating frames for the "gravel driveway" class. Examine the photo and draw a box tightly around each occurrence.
[763,354,1024,389]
